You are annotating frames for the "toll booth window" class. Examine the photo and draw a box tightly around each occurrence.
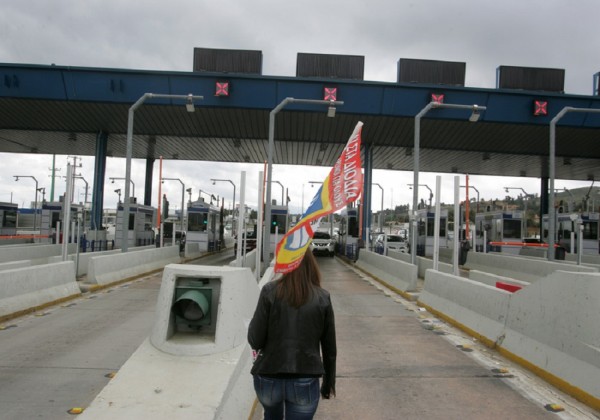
[426,218,435,237]
[439,218,447,237]
[51,212,60,229]
[503,219,522,239]
[417,220,426,236]
[270,214,287,234]
[128,213,135,230]
[582,221,598,240]
[3,210,17,228]
[188,213,208,232]
[348,216,359,237]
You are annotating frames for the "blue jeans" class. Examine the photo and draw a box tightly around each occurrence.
[253,375,320,420]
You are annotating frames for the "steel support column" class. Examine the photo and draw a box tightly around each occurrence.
[144,158,155,206]
[540,177,549,241]
[362,144,373,244]
[91,131,108,230]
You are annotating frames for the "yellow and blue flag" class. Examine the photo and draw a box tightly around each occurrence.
[275,121,363,273]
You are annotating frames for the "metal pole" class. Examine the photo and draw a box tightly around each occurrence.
[50,154,56,202]
[62,164,73,261]
[256,171,264,280]
[453,176,460,276]
[236,171,246,265]
[122,93,203,253]
[411,101,487,264]
[264,97,343,263]
[433,176,441,271]
[412,102,434,265]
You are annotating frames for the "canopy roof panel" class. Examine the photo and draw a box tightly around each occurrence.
[1,63,599,180]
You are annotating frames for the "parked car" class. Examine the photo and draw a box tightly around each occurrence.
[234,230,257,256]
[375,233,408,253]
[310,231,336,257]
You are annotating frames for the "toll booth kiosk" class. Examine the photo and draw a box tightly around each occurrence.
[339,205,360,258]
[115,199,156,248]
[542,211,599,255]
[186,198,221,252]
[269,204,289,251]
[416,208,448,257]
[475,210,523,254]
[0,202,18,236]
[40,200,84,243]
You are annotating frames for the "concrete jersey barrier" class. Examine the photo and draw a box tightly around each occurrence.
[356,249,418,292]
[0,261,79,319]
[465,251,597,283]
[0,243,77,265]
[87,246,182,286]
[47,245,156,277]
[419,268,600,410]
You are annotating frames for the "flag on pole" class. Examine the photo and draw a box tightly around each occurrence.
[274,121,364,273]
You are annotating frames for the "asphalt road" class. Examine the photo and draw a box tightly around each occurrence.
[0,251,234,420]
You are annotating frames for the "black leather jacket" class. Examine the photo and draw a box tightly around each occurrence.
[248,280,337,393]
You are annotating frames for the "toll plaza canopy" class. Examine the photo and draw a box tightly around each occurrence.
[1,59,600,181]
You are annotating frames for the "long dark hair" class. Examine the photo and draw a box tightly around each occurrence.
[276,250,322,308]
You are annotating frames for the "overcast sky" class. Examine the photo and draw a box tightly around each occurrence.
[1,0,599,215]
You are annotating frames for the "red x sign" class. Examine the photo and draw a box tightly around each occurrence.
[215,82,229,97]
[324,87,337,101]
[533,100,548,116]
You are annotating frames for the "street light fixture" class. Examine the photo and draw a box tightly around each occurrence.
[109,177,135,201]
[411,101,486,265]
[14,175,39,233]
[408,184,433,208]
[264,97,343,262]
[211,178,237,235]
[74,176,89,204]
[272,180,285,205]
[548,106,600,260]
[121,92,203,252]
[162,177,186,240]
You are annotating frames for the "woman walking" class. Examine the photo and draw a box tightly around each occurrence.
[248,250,337,420]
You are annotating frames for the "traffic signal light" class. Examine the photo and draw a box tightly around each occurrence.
[172,278,212,329]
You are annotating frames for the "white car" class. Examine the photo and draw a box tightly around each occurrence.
[310,231,336,257]
[375,234,408,253]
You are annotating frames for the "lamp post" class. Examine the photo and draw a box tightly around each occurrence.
[408,183,433,208]
[272,180,285,205]
[38,187,46,204]
[162,177,186,240]
[372,183,384,233]
[75,176,89,204]
[14,175,39,233]
[211,178,237,235]
[121,92,203,252]
[411,101,486,265]
[109,177,135,201]
[548,106,600,260]
[264,97,343,262]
